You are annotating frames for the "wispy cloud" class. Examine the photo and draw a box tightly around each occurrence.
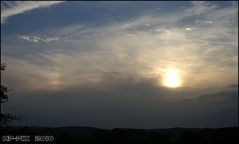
[19,35,59,43]
[1,1,63,24]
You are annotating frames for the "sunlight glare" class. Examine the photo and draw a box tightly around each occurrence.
[163,68,182,88]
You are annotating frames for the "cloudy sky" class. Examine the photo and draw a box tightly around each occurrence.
[1,1,238,128]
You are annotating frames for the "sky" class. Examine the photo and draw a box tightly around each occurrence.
[1,1,238,128]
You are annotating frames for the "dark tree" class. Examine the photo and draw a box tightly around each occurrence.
[1,63,20,126]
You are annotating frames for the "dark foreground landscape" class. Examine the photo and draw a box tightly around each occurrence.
[1,126,238,144]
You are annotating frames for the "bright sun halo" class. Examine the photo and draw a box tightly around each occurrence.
[163,68,182,88]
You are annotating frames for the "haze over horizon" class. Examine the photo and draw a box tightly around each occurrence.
[1,1,238,128]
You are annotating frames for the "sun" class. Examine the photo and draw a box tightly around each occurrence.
[163,68,182,88]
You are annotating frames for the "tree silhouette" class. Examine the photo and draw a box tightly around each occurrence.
[1,62,20,126]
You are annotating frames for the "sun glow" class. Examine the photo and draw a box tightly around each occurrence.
[163,68,182,88]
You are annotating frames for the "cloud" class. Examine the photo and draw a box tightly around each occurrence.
[189,1,218,16]
[1,1,63,24]
[20,35,41,43]
[19,35,59,43]
[185,27,192,31]
[45,37,59,42]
